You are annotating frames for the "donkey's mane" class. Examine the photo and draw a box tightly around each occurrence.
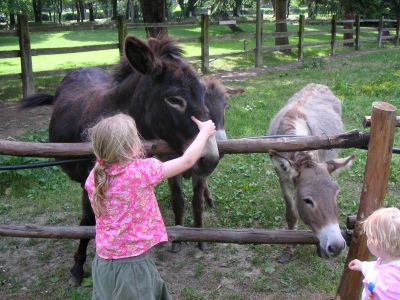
[112,35,185,83]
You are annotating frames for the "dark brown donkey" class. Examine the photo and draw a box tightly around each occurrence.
[268,83,355,263]
[20,35,220,286]
[166,76,244,252]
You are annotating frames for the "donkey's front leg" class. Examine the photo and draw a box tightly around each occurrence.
[203,178,215,208]
[168,176,185,253]
[70,190,95,287]
[278,178,299,264]
[192,176,208,250]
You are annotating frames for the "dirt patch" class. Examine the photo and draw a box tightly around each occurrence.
[0,102,52,140]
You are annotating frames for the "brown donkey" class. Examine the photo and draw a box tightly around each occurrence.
[268,83,355,262]
[20,35,220,286]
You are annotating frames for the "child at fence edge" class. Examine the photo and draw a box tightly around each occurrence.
[348,207,400,300]
[84,113,216,300]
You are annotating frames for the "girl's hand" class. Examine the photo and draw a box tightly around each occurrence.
[348,259,362,271]
[191,116,216,137]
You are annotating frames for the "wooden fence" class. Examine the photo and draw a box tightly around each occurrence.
[0,102,398,299]
[1,10,399,97]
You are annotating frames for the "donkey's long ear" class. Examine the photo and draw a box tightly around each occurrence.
[325,154,356,174]
[124,36,160,75]
[269,151,298,179]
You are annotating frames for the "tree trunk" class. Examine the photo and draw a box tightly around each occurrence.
[233,0,242,17]
[112,0,118,20]
[75,0,80,22]
[139,0,167,38]
[343,11,354,47]
[58,0,63,23]
[32,0,43,23]
[79,0,85,21]
[307,2,316,19]
[126,0,131,20]
[185,0,197,17]
[219,11,243,33]
[9,13,16,28]
[275,0,290,53]
[88,2,95,21]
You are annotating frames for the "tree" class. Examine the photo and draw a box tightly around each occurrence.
[272,0,290,52]
[32,0,42,22]
[139,0,167,37]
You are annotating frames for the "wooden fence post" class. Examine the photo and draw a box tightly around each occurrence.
[201,13,209,74]
[297,15,305,61]
[395,18,400,47]
[117,15,127,58]
[354,15,360,50]
[255,0,263,67]
[336,102,397,300]
[17,14,34,98]
[377,16,383,48]
[330,15,337,56]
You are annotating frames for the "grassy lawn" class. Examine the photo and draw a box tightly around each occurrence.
[0,45,399,299]
[0,19,391,76]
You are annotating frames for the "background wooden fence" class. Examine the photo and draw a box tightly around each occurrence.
[0,12,399,97]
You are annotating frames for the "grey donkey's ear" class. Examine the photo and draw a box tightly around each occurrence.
[269,150,299,179]
[325,154,356,174]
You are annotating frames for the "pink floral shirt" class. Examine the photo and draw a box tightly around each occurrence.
[85,158,167,259]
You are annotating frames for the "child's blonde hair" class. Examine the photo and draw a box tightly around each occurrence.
[88,113,145,216]
[363,207,400,258]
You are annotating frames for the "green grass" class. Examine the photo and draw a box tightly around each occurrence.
[0,21,392,76]
[0,38,399,299]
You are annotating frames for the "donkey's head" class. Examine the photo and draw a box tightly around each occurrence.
[114,35,221,176]
[272,151,355,258]
[203,76,244,142]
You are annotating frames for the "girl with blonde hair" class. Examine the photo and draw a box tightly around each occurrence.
[348,207,400,299]
[85,113,216,300]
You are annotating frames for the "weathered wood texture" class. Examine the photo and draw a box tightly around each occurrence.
[0,131,370,158]
[17,15,34,97]
[331,15,337,56]
[0,224,344,245]
[255,0,263,67]
[336,102,397,300]
[117,16,127,57]
[201,14,209,74]
[298,15,305,60]
[355,15,360,50]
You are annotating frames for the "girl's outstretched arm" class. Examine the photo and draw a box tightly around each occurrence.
[162,116,216,179]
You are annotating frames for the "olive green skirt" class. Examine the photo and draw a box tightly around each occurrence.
[92,252,172,300]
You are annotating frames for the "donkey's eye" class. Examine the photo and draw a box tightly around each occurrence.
[303,197,314,208]
[166,96,184,106]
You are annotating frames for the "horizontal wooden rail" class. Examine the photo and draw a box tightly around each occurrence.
[0,130,370,158]
[263,44,298,52]
[0,30,18,36]
[31,44,118,56]
[0,50,20,59]
[303,41,331,47]
[0,224,343,245]
[0,64,114,81]
[263,32,298,38]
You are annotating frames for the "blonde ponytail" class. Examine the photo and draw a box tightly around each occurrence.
[92,163,108,216]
